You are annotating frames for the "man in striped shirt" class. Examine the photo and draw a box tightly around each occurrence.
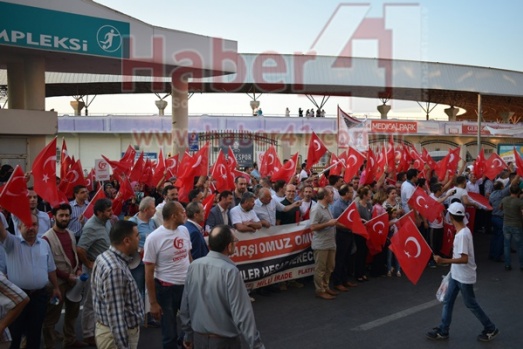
[91,220,144,349]
[0,268,29,348]
[68,185,89,241]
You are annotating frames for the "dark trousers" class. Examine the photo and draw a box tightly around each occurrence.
[490,215,504,260]
[430,227,444,256]
[194,333,241,349]
[155,280,184,349]
[9,287,49,349]
[332,230,354,286]
[354,235,368,279]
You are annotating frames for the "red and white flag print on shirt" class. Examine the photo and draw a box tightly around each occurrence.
[408,187,444,223]
[389,217,432,285]
[337,201,368,239]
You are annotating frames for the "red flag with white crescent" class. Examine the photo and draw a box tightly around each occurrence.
[337,201,368,239]
[389,217,432,285]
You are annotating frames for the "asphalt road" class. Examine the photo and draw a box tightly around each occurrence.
[55,231,522,349]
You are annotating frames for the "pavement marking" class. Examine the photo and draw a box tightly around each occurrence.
[351,299,440,331]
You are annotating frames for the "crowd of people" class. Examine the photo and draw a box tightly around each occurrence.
[1,152,522,347]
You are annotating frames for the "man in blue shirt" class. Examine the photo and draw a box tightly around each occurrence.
[0,213,61,349]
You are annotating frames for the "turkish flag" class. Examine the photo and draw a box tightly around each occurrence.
[343,147,365,183]
[395,210,416,230]
[271,152,298,183]
[337,201,368,239]
[176,149,209,203]
[165,154,179,179]
[483,153,507,180]
[202,193,216,224]
[387,135,396,168]
[211,150,234,192]
[0,166,33,228]
[318,174,328,188]
[389,216,432,285]
[32,138,67,207]
[129,152,145,184]
[421,148,438,172]
[152,149,166,188]
[85,168,97,192]
[365,212,389,255]
[441,222,456,256]
[514,148,523,177]
[360,148,377,186]
[401,144,414,172]
[59,159,87,200]
[112,174,134,216]
[306,132,328,171]
[467,192,493,210]
[328,153,345,177]
[435,148,460,181]
[192,143,210,178]
[120,145,137,169]
[259,145,282,178]
[473,148,486,179]
[408,187,444,222]
[83,187,107,219]
[102,155,130,177]
[140,158,155,188]
[60,138,71,181]
[374,146,387,181]
[465,206,476,232]
[408,145,424,173]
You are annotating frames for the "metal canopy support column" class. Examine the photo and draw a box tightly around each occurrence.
[305,95,330,110]
[247,85,262,115]
[416,100,438,120]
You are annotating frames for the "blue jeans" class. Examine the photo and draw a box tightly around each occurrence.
[438,277,495,335]
[490,215,504,260]
[155,280,184,349]
[387,249,400,272]
[503,225,523,268]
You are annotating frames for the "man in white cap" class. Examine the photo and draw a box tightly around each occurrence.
[426,202,499,342]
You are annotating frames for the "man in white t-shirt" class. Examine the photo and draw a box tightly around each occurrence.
[445,176,484,209]
[427,202,499,342]
[230,192,262,233]
[144,201,191,348]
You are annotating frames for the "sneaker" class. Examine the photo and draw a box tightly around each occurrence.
[396,271,402,277]
[426,328,449,340]
[387,271,392,277]
[477,328,499,342]
[429,260,437,269]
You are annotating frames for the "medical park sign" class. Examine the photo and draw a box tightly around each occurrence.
[0,2,129,58]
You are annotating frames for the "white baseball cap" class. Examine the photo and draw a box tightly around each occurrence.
[448,202,466,216]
